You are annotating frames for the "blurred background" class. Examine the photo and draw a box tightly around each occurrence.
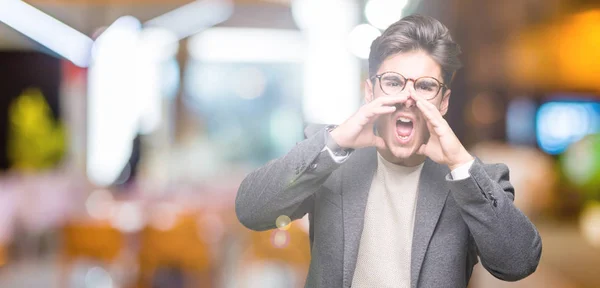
[0,0,599,287]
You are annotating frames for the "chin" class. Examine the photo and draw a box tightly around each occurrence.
[388,130,420,160]
[380,130,426,165]
[388,144,417,159]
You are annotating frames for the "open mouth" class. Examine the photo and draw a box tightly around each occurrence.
[395,117,414,142]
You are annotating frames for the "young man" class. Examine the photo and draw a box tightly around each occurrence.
[235,14,541,288]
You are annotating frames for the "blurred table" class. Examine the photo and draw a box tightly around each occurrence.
[469,220,600,288]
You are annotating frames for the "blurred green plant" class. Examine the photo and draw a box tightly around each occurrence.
[560,134,600,200]
[7,88,66,171]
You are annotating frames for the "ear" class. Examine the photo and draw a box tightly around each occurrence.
[364,78,374,104]
[439,89,451,116]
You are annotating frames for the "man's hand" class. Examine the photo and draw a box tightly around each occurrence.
[330,96,404,150]
[413,93,474,170]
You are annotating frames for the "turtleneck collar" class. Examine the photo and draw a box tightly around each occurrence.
[377,152,424,175]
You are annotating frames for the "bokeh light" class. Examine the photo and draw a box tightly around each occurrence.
[536,101,600,155]
[85,266,113,288]
[149,202,180,231]
[291,0,357,31]
[506,97,537,145]
[470,92,501,126]
[271,230,290,248]
[110,202,144,233]
[85,189,115,220]
[365,0,409,30]
[276,215,291,231]
[580,202,600,248]
[561,134,600,197]
[197,212,225,244]
[231,67,267,100]
[348,24,381,59]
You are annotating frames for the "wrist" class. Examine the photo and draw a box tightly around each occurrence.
[328,126,349,149]
[326,125,354,156]
[448,150,474,171]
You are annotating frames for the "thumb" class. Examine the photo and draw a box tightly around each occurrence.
[374,136,387,150]
[417,144,427,155]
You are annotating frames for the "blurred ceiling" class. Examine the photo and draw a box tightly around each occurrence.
[26,0,288,3]
[0,3,178,49]
[2,0,598,94]
[0,0,296,50]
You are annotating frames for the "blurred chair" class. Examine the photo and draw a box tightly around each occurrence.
[0,242,6,268]
[238,223,311,288]
[62,221,124,262]
[138,213,213,288]
[60,221,125,287]
[247,227,310,266]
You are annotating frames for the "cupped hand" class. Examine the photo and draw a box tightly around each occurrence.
[329,96,405,150]
[412,93,473,170]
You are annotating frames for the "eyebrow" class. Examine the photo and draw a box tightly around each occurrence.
[381,74,402,80]
[381,71,442,82]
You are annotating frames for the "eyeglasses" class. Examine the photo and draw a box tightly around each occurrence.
[371,72,447,100]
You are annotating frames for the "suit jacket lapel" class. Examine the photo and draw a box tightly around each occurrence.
[410,158,450,288]
[341,147,377,288]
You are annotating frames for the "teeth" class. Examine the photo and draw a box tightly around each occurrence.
[399,135,409,140]
[398,117,411,123]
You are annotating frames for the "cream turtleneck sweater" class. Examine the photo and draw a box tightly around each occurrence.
[351,152,424,288]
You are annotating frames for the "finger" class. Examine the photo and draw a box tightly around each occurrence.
[413,95,444,122]
[415,100,436,123]
[369,105,397,116]
[410,92,426,102]
[412,94,437,114]
[371,95,407,107]
[411,92,437,111]
[424,117,443,137]
[417,116,438,140]
[411,92,433,107]
[362,105,396,119]
[416,100,444,129]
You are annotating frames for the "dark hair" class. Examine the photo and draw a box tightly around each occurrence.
[368,14,462,86]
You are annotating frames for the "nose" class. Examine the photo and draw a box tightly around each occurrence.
[392,92,416,110]
[402,82,417,109]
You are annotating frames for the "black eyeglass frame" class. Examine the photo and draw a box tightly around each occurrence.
[371,72,448,100]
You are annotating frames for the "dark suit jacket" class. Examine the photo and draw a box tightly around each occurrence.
[236,124,542,287]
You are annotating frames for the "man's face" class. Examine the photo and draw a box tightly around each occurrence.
[365,50,451,165]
